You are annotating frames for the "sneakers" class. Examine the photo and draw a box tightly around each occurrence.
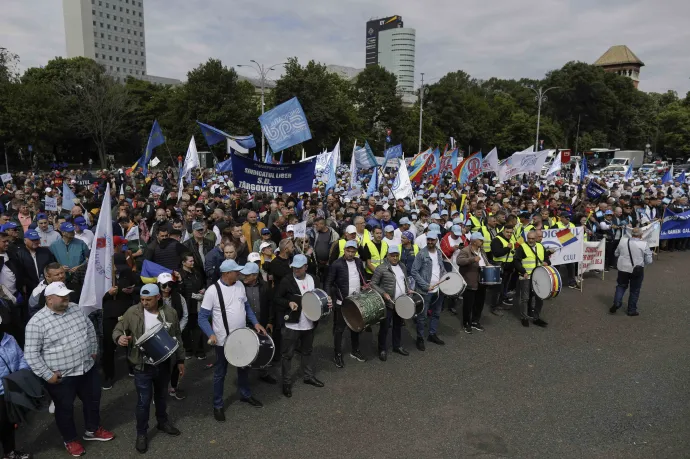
[157,422,181,436]
[349,350,367,362]
[471,322,485,332]
[196,354,207,360]
[169,388,186,400]
[533,319,548,327]
[463,324,472,334]
[184,355,193,360]
[64,441,86,457]
[101,379,113,391]
[521,318,530,327]
[135,434,148,454]
[502,298,513,306]
[333,353,344,368]
[4,451,33,459]
[626,311,640,316]
[83,426,115,442]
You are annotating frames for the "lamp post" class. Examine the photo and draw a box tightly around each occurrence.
[525,85,559,152]
[418,72,426,153]
[236,60,287,160]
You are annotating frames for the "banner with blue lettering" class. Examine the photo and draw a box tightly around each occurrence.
[230,152,315,193]
[586,181,606,200]
[258,97,312,153]
[660,208,690,240]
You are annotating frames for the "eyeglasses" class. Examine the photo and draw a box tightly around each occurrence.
[160,282,173,289]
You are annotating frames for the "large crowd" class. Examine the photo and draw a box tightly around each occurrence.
[0,158,687,457]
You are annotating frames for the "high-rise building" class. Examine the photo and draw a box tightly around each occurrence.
[62,0,179,84]
[365,15,416,97]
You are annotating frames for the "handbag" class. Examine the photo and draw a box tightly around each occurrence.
[627,239,644,278]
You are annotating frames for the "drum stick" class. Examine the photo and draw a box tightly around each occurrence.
[428,275,452,291]
[436,242,462,276]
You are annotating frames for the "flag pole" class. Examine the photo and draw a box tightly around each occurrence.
[163,143,177,170]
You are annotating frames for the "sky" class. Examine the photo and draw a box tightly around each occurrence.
[2,0,689,96]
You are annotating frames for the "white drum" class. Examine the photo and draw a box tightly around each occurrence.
[223,328,275,369]
[438,272,467,297]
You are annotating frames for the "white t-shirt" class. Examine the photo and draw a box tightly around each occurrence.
[200,281,248,346]
[75,229,94,250]
[286,274,315,331]
[144,309,159,331]
[0,254,16,295]
[346,260,360,296]
[429,249,440,293]
[391,264,406,299]
[414,234,427,250]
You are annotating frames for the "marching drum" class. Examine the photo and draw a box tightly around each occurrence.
[223,327,275,369]
[342,290,386,333]
[438,272,467,297]
[302,288,331,321]
[135,323,179,366]
[531,265,562,300]
[394,292,425,319]
[479,266,502,285]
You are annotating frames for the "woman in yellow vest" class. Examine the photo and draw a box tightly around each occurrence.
[512,230,549,328]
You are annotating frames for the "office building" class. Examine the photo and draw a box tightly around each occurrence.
[365,15,416,96]
[62,0,180,84]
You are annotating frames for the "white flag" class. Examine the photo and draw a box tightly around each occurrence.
[573,160,581,183]
[178,136,199,200]
[292,221,307,239]
[125,225,139,241]
[482,147,499,173]
[79,183,114,315]
[546,152,562,177]
[349,141,358,190]
[119,184,125,196]
[392,158,413,200]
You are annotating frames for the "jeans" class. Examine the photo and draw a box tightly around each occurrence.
[613,270,644,313]
[213,346,250,409]
[87,310,103,362]
[563,263,577,286]
[462,286,486,325]
[133,359,171,435]
[378,307,403,351]
[415,291,444,338]
[516,278,544,319]
[281,327,315,386]
[333,306,360,354]
[44,366,101,442]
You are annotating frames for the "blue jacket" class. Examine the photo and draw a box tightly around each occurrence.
[0,333,30,395]
[204,247,225,287]
[411,247,447,293]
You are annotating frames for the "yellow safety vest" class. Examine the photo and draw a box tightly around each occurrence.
[522,224,535,239]
[338,239,360,258]
[398,244,419,256]
[469,215,482,232]
[480,226,493,253]
[521,243,545,275]
[357,229,371,247]
[365,240,388,274]
[555,222,575,230]
[492,235,514,263]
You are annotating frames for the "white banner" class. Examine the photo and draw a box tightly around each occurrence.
[545,152,562,177]
[150,184,164,196]
[541,226,584,266]
[579,240,605,274]
[482,147,499,173]
[392,158,413,200]
[125,225,139,241]
[292,221,307,239]
[0,173,12,183]
[44,196,58,211]
[624,222,660,248]
[315,151,333,172]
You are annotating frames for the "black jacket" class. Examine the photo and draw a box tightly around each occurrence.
[182,237,214,279]
[274,274,322,324]
[179,268,205,313]
[325,257,366,305]
[146,237,188,271]
[14,247,56,296]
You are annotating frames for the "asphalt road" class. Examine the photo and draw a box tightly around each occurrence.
[22,252,690,459]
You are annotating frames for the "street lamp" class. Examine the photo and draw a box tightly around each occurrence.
[525,85,559,152]
[236,60,287,159]
[418,72,426,153]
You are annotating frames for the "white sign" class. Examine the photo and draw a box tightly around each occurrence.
[150,184,164,195]
[292,221,307,239]
[0,174,11,183]
[579,240,605,274]
[541,226,584,266]
[44,196,58,211]
[150,157,161,167]
[624,222,660,248]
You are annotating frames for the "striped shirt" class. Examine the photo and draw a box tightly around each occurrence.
[24,303,97,381]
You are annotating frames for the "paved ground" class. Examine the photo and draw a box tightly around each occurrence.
[22,252,690,459]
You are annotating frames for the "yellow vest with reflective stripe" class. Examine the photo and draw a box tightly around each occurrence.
[357,229,371,247]
[555,222,575,229]
[523,224,535,239]
[469,215,482,232]
[480,226,493,253]
[493,235,514,263]
[365,240,388,274]
[338,239,360,258]
[521,243,545,275]
[398,244,419,256]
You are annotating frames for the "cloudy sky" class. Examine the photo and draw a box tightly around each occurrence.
[3,0,689,95]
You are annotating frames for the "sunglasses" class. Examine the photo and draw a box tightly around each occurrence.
[160,282,173,289]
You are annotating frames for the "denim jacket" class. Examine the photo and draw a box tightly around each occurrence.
[411,247,447,293]
[0,333,30,395]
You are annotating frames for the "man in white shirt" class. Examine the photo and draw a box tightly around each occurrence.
[197,259,267,422]
[73,216,94,249]
[610,228,654,316]
[274,254,330,398]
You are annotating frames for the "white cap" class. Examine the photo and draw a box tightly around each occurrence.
[345,225,357,234]
[286,225,295,232]
[260,242,272,251]
[247,252,261,262]
[45,282,73,297]
[157,272,173,284]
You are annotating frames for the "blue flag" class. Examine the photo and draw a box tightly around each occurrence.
[279,152,284,165]
[586,181,606,200]
[384,144,403,162]
[450,148,459,169]
[62,182,77,211]
[197,121,256,149]
[367,168,378,196]
[258,97,312,153]
[624,162,633,180]
[142,120,165,175]
[429,147,441,177]
[265,147,273,164]
[215,158,232,173]
[661,165,673,184]
[253,152,258,161]
[679,170,687,184]
[580,158,589,182]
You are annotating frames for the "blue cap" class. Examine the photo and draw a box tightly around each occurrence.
[387,245,400,254]
[240,263,259,275]
[289,254,308,268]
[398,217,411,225]
[428,223,441,233]
[260,228,271,235]
[441,210,449,216]
[0,222,18,232]
[384,225,394,233]
[36,213,48,221]
[140,284,160,296]
[24,230,40,241]
[220,259,243,273]
[451,225,463,236]
[59,222,75,232]
[604,210,613,215]
[431,213,441,220]
[426,232,440,240]
[344,240,358,249]
[73,216,87,229]
[470,232,485,241]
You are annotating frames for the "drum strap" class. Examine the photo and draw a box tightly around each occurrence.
[214,282,231,337]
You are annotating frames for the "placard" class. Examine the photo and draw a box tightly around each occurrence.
[45,196,58,211]
[579,240,605,274]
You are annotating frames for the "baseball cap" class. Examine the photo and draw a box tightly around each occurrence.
[247,252,261,262]
[604,210,613,215]
[73,216,87,228]
[45,187,52,193]
[428,223,441,233]
[240,263,259,275]
[431,213,441,220]
[36,213,48,221]
[289,254,308,268]
[192,221,205,231]
[345,225,357,234]
[261,228,271,235]
[24,230,40,241]
[430,193,438,198]
[398,217,411,225]
[286,225,295,232]
[384,225,394,233]
[220,259,244,273]
[471,232,485,241]
[451,225,462,236]
[387,245,400,254]
[0,222,18,232]
[259,242,272,251]
[426,232,440,240]
[140,284,160,297]
[344,240,358,249]
[59,222,75,233]
[441,210,449,216]
[45,282,73,297]
[157,272,173,284]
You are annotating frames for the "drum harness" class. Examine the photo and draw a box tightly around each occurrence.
[524,244,544,313]
[213,282,233,342]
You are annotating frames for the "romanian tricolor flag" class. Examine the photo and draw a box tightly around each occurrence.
[125,155,144,176]
[140,260,173,284]
[409,154,430,184]
[555,228,577,247]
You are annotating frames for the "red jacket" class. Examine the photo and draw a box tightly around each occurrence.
[440,232,468,259]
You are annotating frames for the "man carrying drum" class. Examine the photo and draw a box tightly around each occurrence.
[370,245,413,361]
[325,240,368,368]
[197,259,267,423]
[512,230,550,328]
[274,254,330,398]
[456,232,492,334]
[113,284,185,454]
